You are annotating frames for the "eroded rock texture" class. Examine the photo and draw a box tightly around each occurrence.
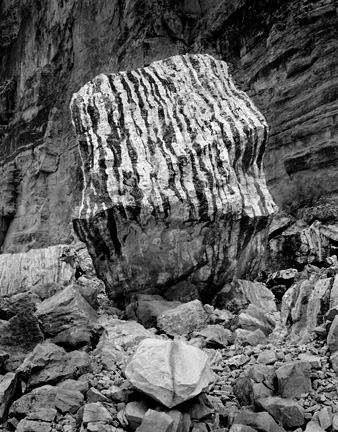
[71,54,275,303]
[1,0,337,253]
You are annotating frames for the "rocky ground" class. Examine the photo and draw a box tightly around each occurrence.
[1,240,338,432]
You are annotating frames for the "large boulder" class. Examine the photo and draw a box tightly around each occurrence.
[17,343,92,390]
[70,53,276,304]
[35,285,98,347]
[125,338,215,408]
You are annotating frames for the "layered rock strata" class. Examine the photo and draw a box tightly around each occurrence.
[70,54,276,304]
[1,0,337,252]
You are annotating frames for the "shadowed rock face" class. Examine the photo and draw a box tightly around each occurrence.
[70,54,276,304]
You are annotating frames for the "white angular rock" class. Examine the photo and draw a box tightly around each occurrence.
[125,338,215,408]
[70,53,276,303]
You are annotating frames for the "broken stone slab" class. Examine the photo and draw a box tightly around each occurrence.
[0,372,21,422]
[125,338,215,408]
[187,394,214,421]
[95,318,155,355]
[239,304,276,336]
[71,53,276,304]
[80,402,113,430]
[214,280,277,313]
[16,419,52,432]
[35,285,98,338]
[234,328,267,347]
[9,385,58,419]
[25,407,57,422]
[304,421,326,432]
[257,396,305,428]
[234,409,286,432]
[314,406,333,430]
[194,325,233,347]
[54,388,84,414]
[257,350,278,365]
[298,353,322,368]
[136,409,173,432]
[17,343,92,390]
[157,300,208,336]
[276,361,311,398]
[252,382,273,401]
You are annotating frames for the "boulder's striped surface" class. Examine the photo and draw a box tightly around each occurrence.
[70,54,276,303]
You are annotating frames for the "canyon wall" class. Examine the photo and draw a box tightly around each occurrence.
[0,0,337,254]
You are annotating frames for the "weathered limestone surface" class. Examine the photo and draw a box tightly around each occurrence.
[0,242,94,297]
[71,54,276,302]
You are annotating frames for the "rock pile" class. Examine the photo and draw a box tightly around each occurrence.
[1,254,338,431]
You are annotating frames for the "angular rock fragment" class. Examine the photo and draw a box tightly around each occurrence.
[157,300,208,336]
[234,409,286,432]
[35,285,98,348]
[214,279,277,313]
[9,385,58,419]
[125,401,149,431]
[276,361,311,398]
[36,286,98,336]
[136,409,173,432]
[0,292,43,352]
[0,372,21,422]
[239,304,276,336]
[71,53,276,304]
[80,402,113,431]
[257,396,305,428]
[194,324,232,347]
[125,338,214,408]
[17,343,91,390]
[16,419,52,432]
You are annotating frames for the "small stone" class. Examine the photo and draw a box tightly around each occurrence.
[257,350,278,365]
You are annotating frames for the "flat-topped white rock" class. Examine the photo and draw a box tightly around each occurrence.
[70,54,276,303]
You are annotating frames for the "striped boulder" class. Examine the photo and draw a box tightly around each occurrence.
[70,54,276,305]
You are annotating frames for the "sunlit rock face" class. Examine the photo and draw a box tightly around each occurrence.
[70,54,276,305]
